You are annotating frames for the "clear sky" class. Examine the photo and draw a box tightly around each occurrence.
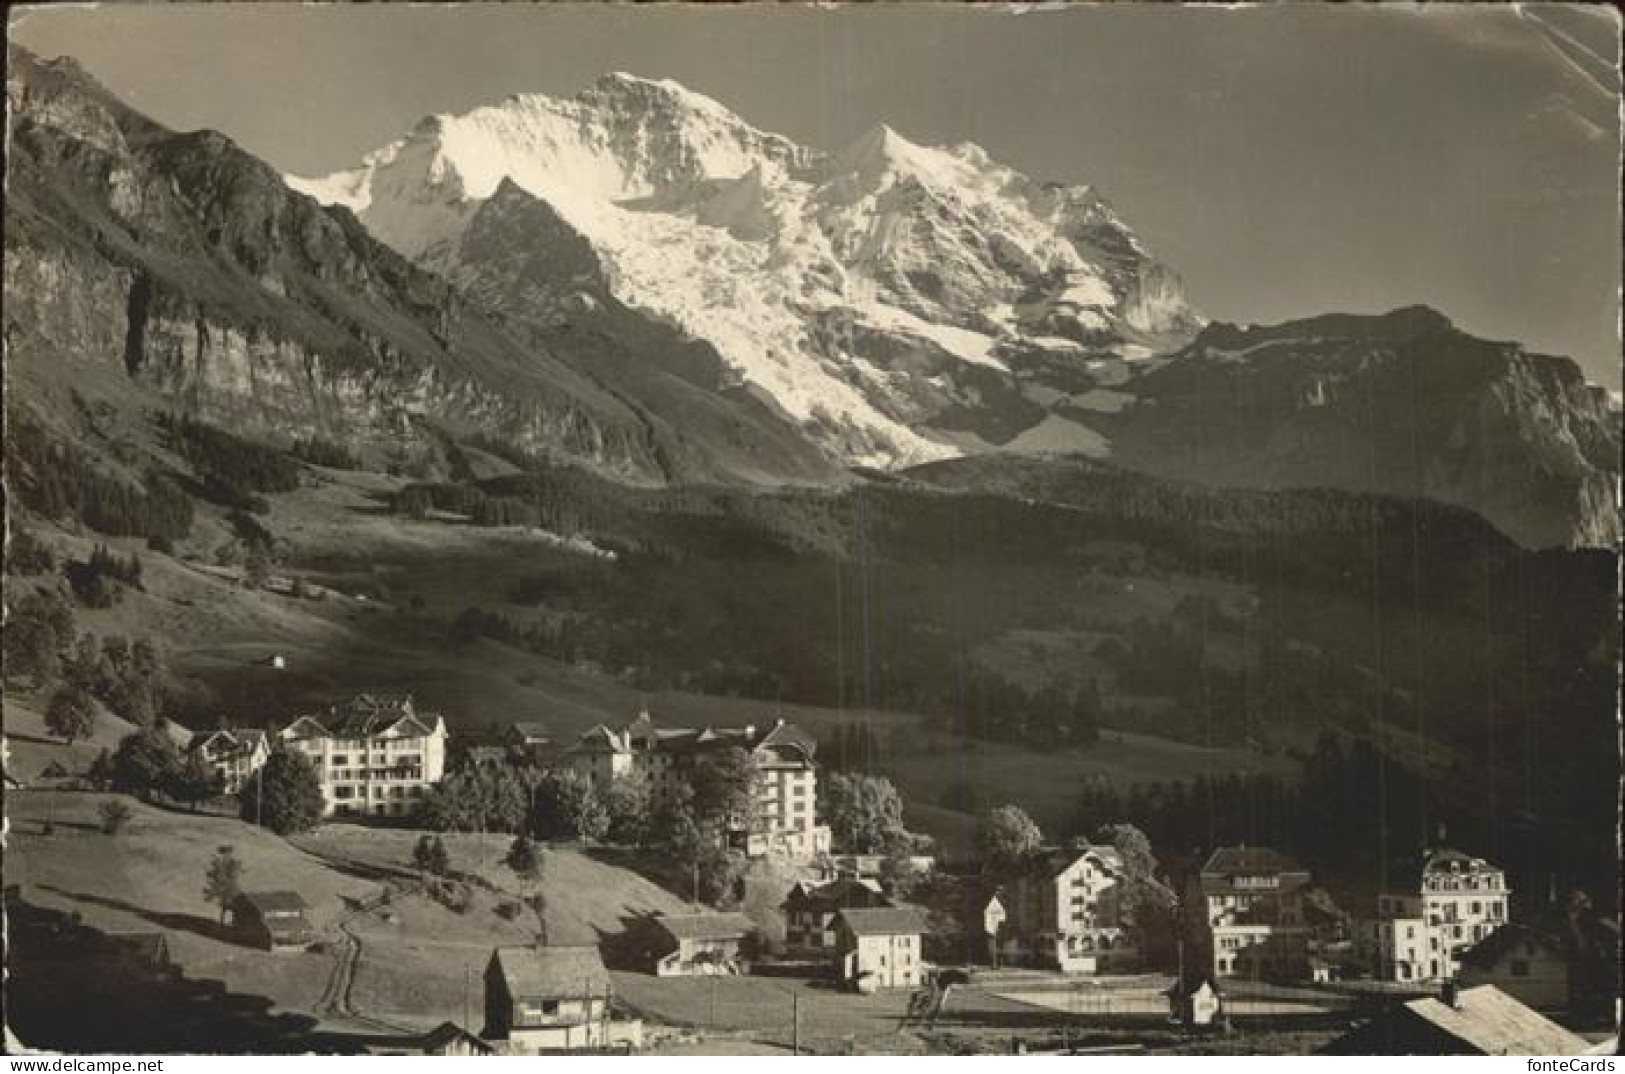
[10,2,1621,386]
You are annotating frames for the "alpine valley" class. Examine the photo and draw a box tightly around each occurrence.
[4,48,1619,902]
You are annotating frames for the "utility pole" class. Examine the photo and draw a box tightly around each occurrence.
[464,964,472,1031]
[791,990,800,1056]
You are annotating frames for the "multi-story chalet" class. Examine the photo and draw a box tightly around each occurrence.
[483,945,640,1052]
[558,712,831,858]
[997,844,1137,974]
[186,728,270,793]
[1190,846,1314,979]
[647,912,756,976]
[277,694,448,818]
[1356,847,1510,984]
[835,906,929,991]
[782,878,891,955]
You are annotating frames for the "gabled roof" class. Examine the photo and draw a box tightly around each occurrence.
[325,693,440,739]
[654,912,755,942]
[1018,843,1123,881]
[836,906,930,937]
[418,1022,494,1054]
[281,695,444,742]
[1202,846,1305,876]
[190,727,268,757]
[490,945,610,998]
[233,891,310,915]
[279,715,331,741]
[1460,924,1568,971]
[755,719,816,759]
[1198,846,1311,895]
[782,878,889,913]
[566,724,629,755]
[1404,985,1589,1055]
[509,721,551,743]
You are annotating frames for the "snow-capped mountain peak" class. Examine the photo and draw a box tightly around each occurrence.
[289,73,1203,467]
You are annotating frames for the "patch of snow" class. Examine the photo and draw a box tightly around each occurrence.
[858,302,1006,370]
[1068,388,1135,414]
[1029,335,1085,351]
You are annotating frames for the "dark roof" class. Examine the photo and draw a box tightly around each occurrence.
[836,906,929,937]
[783,878,890,913]
[1198,846,1311,895]
[1460,924,1568,971]
[491,945,610,998]
[1404,985,1589,1055]
[324,693,436,738]
[654,912,755,942]
[190,728,267,757]
[755,719,816,758]
[568,725,629,754]
[463,746,509,766]
[1019,843,1123,880]
[509,721,551,742]
[234,891,310,915]
[418,1022,494,1054]
[1202,846,1305,876]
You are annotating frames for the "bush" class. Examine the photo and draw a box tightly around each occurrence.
[5,530,56,575]
[65,544,143,608]
[146,533,176,555]
[99,799,134,835]
[425,877,472,914]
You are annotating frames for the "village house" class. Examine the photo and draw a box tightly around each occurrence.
[558,712,832,858]
[1166,976,1226,1028]
[483,945,638,1053]
[277,693,448,818]
[1355,847,1510,984]
[185,727,269,793]
[363,1022,495,1056]
[560,725,636,788]
[228,891,314,951]
[1458,924,1571,1011]
[782,878,891,956]
[1189,846,1314,980]
[648,912,756,976]
[996,843,1138,975]
[504,721,555,765]
[834,906,929,991]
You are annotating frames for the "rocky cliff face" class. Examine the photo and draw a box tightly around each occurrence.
[4,49,836,486]
[1097,307,1621,549]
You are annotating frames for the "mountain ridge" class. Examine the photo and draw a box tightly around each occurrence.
[290,70,1203,467]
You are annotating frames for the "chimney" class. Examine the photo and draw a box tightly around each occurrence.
[744,724,755,741]
[1440,980,1460,1009]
